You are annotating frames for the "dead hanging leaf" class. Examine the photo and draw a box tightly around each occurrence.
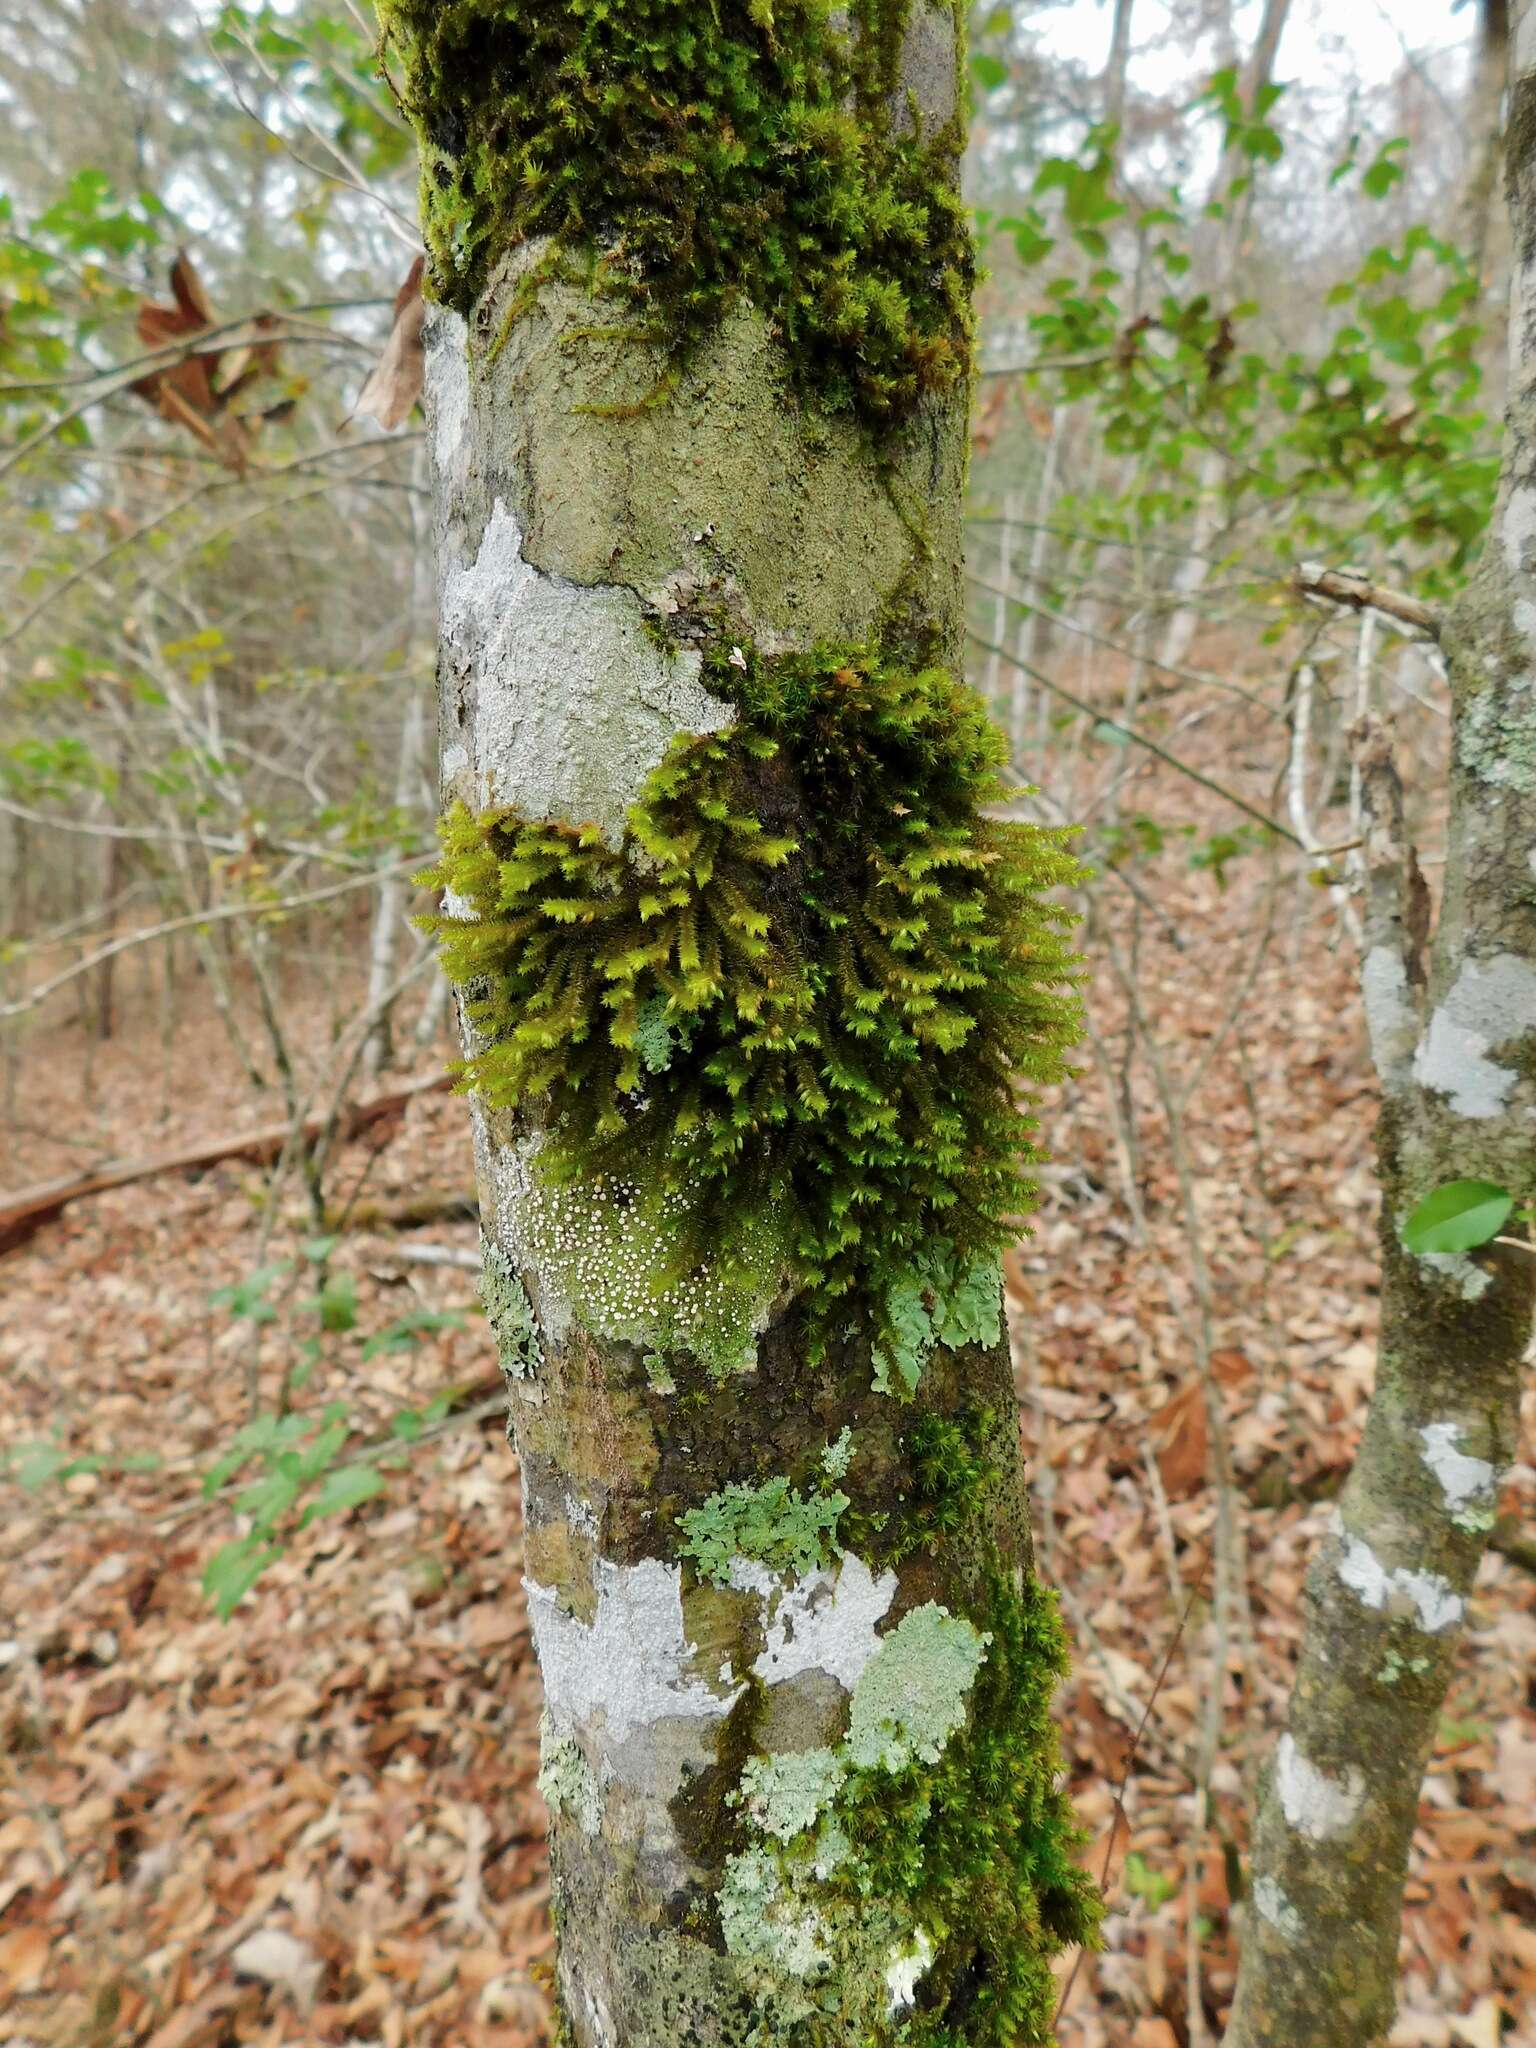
[969,376,1007,456]
[1149,1380,1208,1498]
[348,255,425,432]
[130,251,284,470]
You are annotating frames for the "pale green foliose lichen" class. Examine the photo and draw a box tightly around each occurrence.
[678,1474,849,1586]
[846,1602,991,1770]
[740,1746,849,1841]
[537,1713,603,1836]
[877,1243,1004,1395]
[480,1236,543,1381]
[820,1427,856,1481]
[719,1847,833,1980]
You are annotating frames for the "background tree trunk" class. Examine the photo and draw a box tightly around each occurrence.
[1225,11,1536,2040]
[389,2,1099,2041]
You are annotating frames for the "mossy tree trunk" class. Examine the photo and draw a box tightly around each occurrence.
[1226,14,1536,2042]
[384,2,1098,2041]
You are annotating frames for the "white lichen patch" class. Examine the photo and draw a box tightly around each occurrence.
[1337,1532,1464,1634]
[1275,1734,1364,1842]
[1252,1875,1304,1943]
[1412,955,1536,1117]
[537,1713,603,1836]
[439,496,733,845]
[884,1928,935,2012]
[846,1603,990,1772]
[1419,1423,1498,1513]
[1418,1250,1494,1302]
[526,1557,742,1747]
[751,1553,898,1691]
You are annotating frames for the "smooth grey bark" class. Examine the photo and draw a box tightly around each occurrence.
[1225,11,1536,2040]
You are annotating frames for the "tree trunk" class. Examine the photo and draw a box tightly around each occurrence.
[1225,15,1536,2041]
[386,2,1099,2041]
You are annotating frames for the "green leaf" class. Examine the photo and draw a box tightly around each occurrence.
[202,1535,283,1618]
[1124,1851,1177,1909]
[316,1271,358,1333]
[1401,1180,1513,1255]
[300,1462,383,1526]
[970,52,1007,90]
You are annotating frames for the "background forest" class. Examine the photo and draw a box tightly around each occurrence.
[2,1,1533,2044]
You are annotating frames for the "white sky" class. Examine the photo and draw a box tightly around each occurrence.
[1033,0,1468,92]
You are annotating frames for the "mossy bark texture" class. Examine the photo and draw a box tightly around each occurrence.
[393,4,1098,2042]
[1226,16,1536,2042]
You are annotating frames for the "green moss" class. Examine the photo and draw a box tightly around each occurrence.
[718,1568,1101,2044]
[420,636,1082,1392]
[377,0,974,428]
[884,1404,1001,1564]
[678,1473,850,1585]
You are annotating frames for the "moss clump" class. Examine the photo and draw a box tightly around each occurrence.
[420,637,1082,1391]
[377,0,974,427]
[679,1473,850,1585]
[718,1570,1100,2044]
[884,1404,1000,1563]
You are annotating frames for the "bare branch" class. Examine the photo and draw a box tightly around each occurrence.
[1293,561,1441,639]
[1349,714,1430,1094]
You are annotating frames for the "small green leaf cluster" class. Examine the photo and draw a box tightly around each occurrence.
[376,0,974,427]
[420,638,1083,1384]
[977,118,1495,598]
[678,1473,850,1586]
[200,1403,384,1618]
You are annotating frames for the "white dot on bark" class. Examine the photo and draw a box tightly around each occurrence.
[1275,1734,1364,1842]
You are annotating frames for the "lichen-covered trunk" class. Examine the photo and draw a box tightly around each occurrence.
[385,3,1098,2041]
[1225,14,1536,2043]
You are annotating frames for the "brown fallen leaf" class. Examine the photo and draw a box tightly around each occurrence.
[349,255,426,432]
[1149,1380,1208,1498]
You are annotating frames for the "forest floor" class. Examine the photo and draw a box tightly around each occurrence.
[3,771,1535,2047]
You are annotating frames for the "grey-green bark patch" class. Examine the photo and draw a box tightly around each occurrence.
[445,279,967,662]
